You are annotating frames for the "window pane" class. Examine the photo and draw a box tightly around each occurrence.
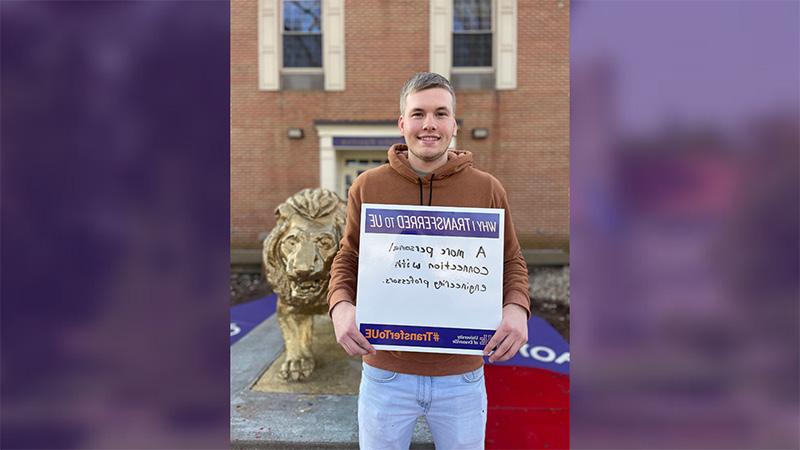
[283,35,322,67]
[453,33,492,67]
[283,0,321,32]
[454,0,491,32]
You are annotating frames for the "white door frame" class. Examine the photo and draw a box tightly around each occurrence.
[315,124,401,194]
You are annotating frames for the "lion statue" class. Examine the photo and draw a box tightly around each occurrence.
[263,188,346,381]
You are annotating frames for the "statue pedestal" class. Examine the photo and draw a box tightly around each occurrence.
[231,314,434,449]
[251,316,362,395]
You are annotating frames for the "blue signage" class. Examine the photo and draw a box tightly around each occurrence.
[333,136,405,147]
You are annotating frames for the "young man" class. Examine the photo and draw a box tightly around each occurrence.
[327,72,530,450]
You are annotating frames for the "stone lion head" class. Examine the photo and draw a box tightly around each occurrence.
[263,188,346,309]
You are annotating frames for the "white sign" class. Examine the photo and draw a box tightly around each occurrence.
[356,203,505,355]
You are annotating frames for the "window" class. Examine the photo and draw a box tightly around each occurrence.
[259,0,343,91]
[282,0,322,68]
[429,0,516,90]
[453,0,492,67]
[342,156,389,195]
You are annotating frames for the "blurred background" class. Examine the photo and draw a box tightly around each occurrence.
[571,1,799,448]
[2,2,230,448]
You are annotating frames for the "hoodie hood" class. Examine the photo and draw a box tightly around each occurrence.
[387,144,473,184]
[387,144,474,206]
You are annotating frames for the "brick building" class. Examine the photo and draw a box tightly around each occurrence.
[231,0,569,255]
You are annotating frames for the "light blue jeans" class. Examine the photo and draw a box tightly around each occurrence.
[358,362,487,450]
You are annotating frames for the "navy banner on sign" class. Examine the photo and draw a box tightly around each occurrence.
[360,323,495,352]
[364,208,501,238]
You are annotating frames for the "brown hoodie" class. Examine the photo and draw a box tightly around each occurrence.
[327,144,530,376]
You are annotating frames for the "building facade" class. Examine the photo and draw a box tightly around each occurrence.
[231,0,569,251]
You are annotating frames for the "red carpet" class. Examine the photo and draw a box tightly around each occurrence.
[485,365,569,449]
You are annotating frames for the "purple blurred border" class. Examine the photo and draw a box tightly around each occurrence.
[571,1,799,448]
[1,2,230,448]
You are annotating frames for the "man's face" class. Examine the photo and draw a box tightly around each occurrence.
[398,88,457,168]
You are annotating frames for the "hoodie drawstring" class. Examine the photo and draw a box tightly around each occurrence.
[428,175,434,206]
[418,175,435,206]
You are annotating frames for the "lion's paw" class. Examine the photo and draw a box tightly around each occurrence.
[279,356,315,381]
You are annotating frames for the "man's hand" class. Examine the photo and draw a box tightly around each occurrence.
[331,301,376,356]
[483,304,528,363]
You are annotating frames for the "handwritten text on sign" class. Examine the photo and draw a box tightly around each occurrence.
[356,204,504,355]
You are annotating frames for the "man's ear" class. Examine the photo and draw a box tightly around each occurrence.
[398,115,404,132]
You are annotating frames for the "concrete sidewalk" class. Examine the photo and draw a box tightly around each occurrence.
[231,315,434,449]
